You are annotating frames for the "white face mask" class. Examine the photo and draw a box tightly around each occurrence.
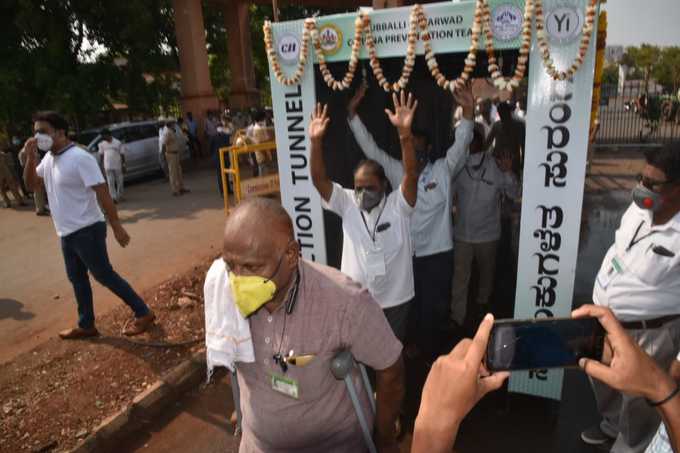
[35,133,53,152]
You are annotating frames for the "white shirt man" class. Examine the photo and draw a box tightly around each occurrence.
[582,147,680,452]
[39,144,106,236]
[347,84,476,358]
[324,183,415,310]
[97,134,126,202]
[311,95,420,343]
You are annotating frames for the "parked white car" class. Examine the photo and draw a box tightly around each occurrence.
[84,120,189,181]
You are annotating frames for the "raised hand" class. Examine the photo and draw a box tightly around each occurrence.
[23,137,38,161]
[453,83,475,120]
[309,103,330,141]
[453,83,474,108]
[384,91,418,134]
[348,82,368,118]
[412,314,509,453]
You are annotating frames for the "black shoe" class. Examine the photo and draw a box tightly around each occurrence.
[581,425,616,445]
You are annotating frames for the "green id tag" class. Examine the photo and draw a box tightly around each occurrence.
[611,256,624,274]
[271,374,299,399]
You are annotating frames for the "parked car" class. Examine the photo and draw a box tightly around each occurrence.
[85,120,189,181]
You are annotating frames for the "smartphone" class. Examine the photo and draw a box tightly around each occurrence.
[486,317,605,372]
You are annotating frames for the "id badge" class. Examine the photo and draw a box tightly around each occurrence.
[597,255,624,289]
[271,374,299,399]
[365,250,386,279]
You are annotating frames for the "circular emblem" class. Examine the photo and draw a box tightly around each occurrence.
[277,33,300,64]
[545,6,584,45]
[318,24,343,56]
[491,4,523,41]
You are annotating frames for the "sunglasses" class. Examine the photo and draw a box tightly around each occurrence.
[637,174,676,192]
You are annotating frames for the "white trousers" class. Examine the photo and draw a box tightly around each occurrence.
[105,168,124,201]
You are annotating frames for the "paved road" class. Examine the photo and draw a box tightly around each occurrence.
[0,165,227,364]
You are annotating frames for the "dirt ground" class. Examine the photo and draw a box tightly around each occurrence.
[0,256,217,453]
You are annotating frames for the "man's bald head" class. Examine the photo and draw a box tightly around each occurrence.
[224,197,294,246]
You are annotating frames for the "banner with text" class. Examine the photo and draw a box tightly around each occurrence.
[270,19,327,264]
[509,0,598,400]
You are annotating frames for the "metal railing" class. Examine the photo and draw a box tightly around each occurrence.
[593,83,680,147]
[218,141,280,214]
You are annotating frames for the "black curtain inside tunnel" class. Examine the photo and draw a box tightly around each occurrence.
[314,50,520,269]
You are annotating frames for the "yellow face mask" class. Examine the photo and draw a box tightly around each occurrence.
[229,271,277,318]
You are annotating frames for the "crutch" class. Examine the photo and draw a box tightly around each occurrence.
[331,350,377,453]
[230,370,243,436]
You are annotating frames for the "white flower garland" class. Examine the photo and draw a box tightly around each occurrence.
[535,0,597,80]
[262,19,312,86]
[364,9,418,91]
[482,0,533,91]
[262,0,596,91]
[417,1,483,92]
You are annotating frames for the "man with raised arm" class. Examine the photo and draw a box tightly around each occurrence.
[347,83,475,358]
[310,92,419,343]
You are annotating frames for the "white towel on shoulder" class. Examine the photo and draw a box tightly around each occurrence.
[204,259,254,378]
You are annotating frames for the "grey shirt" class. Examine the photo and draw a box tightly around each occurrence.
[236,260,402,453]
[452,151,519,243]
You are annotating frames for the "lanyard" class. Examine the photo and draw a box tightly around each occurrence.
[360,202,386,243]
[627,220,658,251]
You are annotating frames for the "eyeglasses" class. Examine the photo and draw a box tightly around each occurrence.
[637,174,676,192]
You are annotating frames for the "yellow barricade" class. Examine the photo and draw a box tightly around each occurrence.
[218,141,280,214]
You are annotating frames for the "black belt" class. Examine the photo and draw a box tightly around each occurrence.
[621,315,680,330]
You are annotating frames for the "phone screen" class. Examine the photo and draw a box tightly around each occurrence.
[486,317,605,372]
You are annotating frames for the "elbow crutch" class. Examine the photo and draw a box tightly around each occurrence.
[331,349,377,453]
[230,370,242,436]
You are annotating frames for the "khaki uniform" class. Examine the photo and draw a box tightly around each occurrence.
[0,152,26,207]
[18,147,47,212]
[161,128,184,194]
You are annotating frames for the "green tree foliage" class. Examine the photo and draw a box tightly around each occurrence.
[623,44,660,92]
[653,47,680,94]
[0,0,179,138]
[601,64,619,85]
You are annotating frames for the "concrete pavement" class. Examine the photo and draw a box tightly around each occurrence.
[0,165,227,364]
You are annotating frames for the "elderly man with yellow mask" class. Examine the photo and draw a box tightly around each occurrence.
[205,197,405,453]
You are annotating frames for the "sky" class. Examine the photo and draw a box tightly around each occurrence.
[604,0,680,47]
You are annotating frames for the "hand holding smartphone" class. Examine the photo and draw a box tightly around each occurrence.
[486,316,605,372]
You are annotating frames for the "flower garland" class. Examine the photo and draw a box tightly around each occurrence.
[364,9,418,91]
[535,0,597,80]
[311,16,364,91]
[263,0,596,91]
[262,19,312,86]
[482,0,533,91]
[416,1,483,92]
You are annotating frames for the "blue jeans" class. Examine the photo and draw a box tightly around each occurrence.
[61,221,149,329]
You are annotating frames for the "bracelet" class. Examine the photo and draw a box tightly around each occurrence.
[647,383,680,407]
